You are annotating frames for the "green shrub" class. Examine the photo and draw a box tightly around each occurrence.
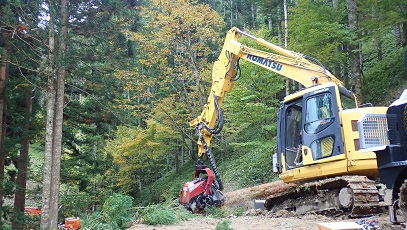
[139,201,194,225]
[226,207,246,217]
[59,184,94,219]
[216,219,233,230]
[141,204,177,225]
[81,193,134,229]
[205,206,226,218]
[9,209,41,230]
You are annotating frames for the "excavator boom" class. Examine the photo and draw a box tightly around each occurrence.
[189,27,344,157]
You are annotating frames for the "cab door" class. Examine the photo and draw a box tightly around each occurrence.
[301,86,344,163]
[276,98,303,171]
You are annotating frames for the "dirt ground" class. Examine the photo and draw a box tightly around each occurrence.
[129,180,405,230]
[129,209,405,230]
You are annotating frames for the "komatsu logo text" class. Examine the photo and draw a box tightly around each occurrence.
[247,54,282,71]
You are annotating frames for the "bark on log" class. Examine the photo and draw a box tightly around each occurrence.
[223,180,297,209]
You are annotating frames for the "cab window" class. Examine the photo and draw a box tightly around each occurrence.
[304,93,334,134]
[340,93,357,110]
[310,136,335,160]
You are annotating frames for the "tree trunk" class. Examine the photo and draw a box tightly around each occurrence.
[276,2,287,96]
[49,0,68,227]
[40,1,56,226]
[40,0,56,229]
[175,139,179,174]
[346,0,362,104]
[403,21,407,46]
[167,154,170,171]
[277,6,282,47]
[283,0,288,48]
[267,14,272,37]
[343,53,350,88]
[187,31,204,109]
[12,88,32,229]
[332,0,338,9]
[230,0,233,28]
[334,46,342,79]
[189,129,196,161]
[332,0,341,81]
[181,135,185,164]
[0,62,7,229]
[283,0,290,96]
[235,2,237,27]
[251,3,256,29]
[393,24,402,45]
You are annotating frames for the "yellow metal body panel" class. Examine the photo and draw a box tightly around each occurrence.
[280,103,387,183]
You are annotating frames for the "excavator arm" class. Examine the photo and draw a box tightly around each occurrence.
[190,27,343,163]
[180,27,344,213]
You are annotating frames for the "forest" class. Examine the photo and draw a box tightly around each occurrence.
[0,0,406,229]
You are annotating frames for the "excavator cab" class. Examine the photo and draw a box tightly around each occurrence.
[274,84,346,178]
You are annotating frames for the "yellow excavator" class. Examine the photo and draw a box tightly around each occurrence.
[180,27,389,217]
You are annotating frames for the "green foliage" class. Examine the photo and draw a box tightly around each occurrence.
[358,0,406,42]
[221,141,277,188]
[59,184,94,219]
[8,209,40,230]
[362,32,406,105]
[134,161,196,205]
[216,219,233,230]
[1,223,11,230]
[81,193,134,230]
[289,0,350,68]
[216,116,278,189]
[227,207,246,217]
[205,206,226,218]
[138,201,194,226]
[105,122,178,196]
[141,205,177,226]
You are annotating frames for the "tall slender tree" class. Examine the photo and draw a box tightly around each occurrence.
[346,0,362,104]
[0,62,6,229]
[41,0,56,226]
[12,86,32,229]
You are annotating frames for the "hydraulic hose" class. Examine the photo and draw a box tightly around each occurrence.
[226,51,241,81]
[201,96,224,135]
[303,54,327,72]
[198,133,224,191]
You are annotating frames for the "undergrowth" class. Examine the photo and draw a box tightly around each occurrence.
[81,193,134,229]
[137,202,246,227]
[138,200,194,226]
[216,219,233,230]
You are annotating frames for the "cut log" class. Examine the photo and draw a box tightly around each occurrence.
[223,180,297,209]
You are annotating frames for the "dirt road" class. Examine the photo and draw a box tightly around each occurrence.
[129,209,404,230]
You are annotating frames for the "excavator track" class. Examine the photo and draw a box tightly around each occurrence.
[264,176,380,217]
